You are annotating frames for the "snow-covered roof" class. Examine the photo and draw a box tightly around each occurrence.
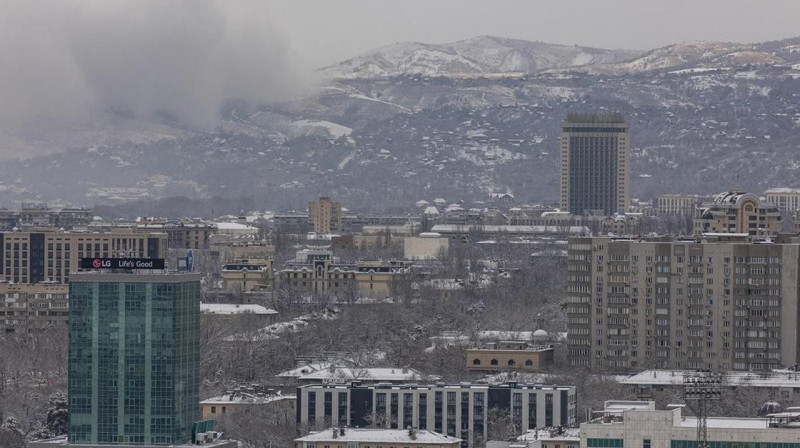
[430,224,589,235]
[764,188,800,195]
[200,303,277,315]
[621,369,800,388]
[681,416,767,429]
[423,206,440,215]
[479,331,534,341]
[515,427,580,442]
[296,429,461,444]
[201,393,294,405]
[277,362,333,378]
[215,222,258,231]
[298,367,429,382]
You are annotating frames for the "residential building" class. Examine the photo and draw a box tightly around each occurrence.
[138,220,217,249]
[309,197,343,234]
[272,213,310,235]
[0,228,167,285]
[566,236,800,371]
[765,188,800,212]
[296,383,577,448]
[580,400,800,448]
[68,272,200,445]
[295,428,461,448]
[0,283,69,333]
[656,195,700,216]
[210,241,275,263]
[559,113,630,216]
[694,192,782,236]
[221,258,274,292]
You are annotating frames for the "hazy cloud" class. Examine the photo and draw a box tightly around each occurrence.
[0,0,306,130]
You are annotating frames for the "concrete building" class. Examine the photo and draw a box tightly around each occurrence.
[764,188,800,212]
[220,258,273,293]
[295,428,461,448]
[559,113,630,216]
[138,220,217,249]
[200,385,294,420]
[297,383,577,447]
[68,272,200,445]
[210,240,275,263]
[580,400,800,448]
[0,228,167,285]
[566,236,800,371]
[0,283,69,333]
[309,197,343,234]
[656,195,701,216]
[489,427,580,448]
[404,233,449,260]
[620,369,800,402]
[694,192,782,236]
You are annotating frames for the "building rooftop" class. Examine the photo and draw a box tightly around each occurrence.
[297,367,431,383]
[515,427,581,442]
[201,393,294,405]
[620,369,800,388]
[200,303,278,315]
[28,435,236,447]
[430,224,589,235]
[296,429,461,444]
[70,272,200,283]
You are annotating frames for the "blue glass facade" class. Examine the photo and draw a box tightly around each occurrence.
[68,273,200,445]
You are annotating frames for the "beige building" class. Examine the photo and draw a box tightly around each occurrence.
[295,429,461,448]
[466,341,554,372]
[567,236,800,371]
[201,389,294,420]
[656,194,700,215]
[0,283,69,333]
[221,258,273,292]
[280,250,409,299]
[309,197,343,234]
[210,241,275,263]
[404,233,449,260]
[694,192,782,236]
[581,400,800,448]
[559,113,630,216]
[0,228,167,285]
[765,188,800,212]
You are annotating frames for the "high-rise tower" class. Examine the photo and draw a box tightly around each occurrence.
[559,113,630,215]
[68,272,200,445]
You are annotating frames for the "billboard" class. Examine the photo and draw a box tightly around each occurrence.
[79,258,166,270]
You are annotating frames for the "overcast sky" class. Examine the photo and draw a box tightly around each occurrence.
[269,0,800,67]
[1,0,799,136]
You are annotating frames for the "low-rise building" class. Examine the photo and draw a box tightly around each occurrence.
[200,303,278,330]
[294,367,433,386]
[297,383,577,447]
[201,387,294,420]
[404,233,449,260]
[581,400,800,448]
[466,341,554,372]
[221,258,273,292]
[694,191,782,236]
[295,428,461,448]
[489,427,580,448]
[656,195,701,215]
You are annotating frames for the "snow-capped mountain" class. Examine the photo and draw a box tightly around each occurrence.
[319,35,642,79]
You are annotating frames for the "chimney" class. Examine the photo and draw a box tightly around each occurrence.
[332,428,338,439]
[408,426,417,440]
[340,427,345,436]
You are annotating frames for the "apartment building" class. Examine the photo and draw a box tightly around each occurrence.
[296,383,577,448]
[559,113,630,216]
[295,428,461,448]
[694,192,782,236]
[221,258,274,293]
[0,229,167,285]
[566,236,800,371]
[0,283,69,333]
[765,188,800,212]
[309,197,344,234]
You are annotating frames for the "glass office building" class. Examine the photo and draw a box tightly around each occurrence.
[68,273,200,445]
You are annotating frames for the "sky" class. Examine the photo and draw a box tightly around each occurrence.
[269,0,800,67]
[1,0,799,135]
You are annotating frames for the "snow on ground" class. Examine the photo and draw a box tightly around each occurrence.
[290,119,354,143]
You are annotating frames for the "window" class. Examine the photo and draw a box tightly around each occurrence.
[473,359,481,365]
[490,359,498,366]
[525,360,533,366]
[508,359,516,366]
[644,440,651,448]
[210,406,216,414]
